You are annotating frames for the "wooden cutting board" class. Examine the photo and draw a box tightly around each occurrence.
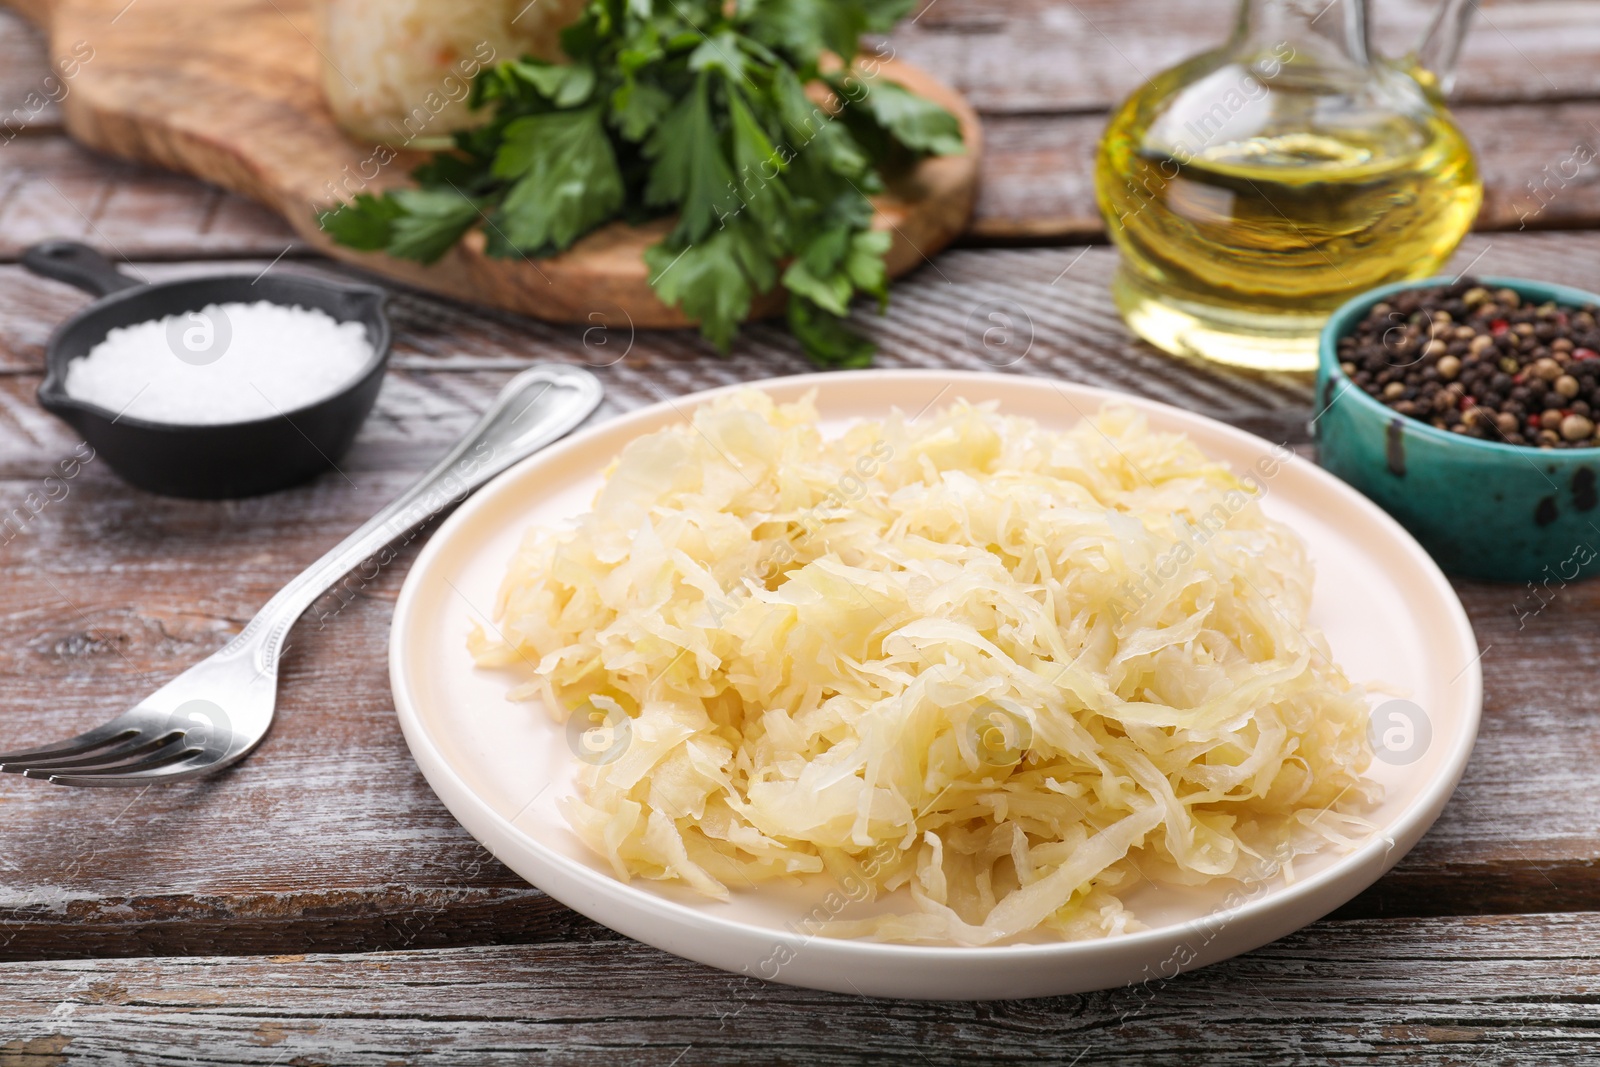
[7,0,982,328]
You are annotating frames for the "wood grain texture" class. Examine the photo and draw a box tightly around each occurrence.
[0,228,1590,451]
[0,137,302,260]
[3,913,1600,1064]
[975,101,1600,241]
[6,4,1600,251]
[0,244,1321,422]
[5,100,1596,258]
[0,516,1593,959]
[0,233,1597,962]
[0,4,1597,1060]
[10,0,1600,125]
[887,0,1600,114]
[5,0,980,327]
[0,7,56,133]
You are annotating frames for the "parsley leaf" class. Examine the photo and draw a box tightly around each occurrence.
[611,76,673,139]
[687,30,749,83]
[644,78,740,244]
[771,66,871,182]
[316,0,963,367]
[784,224,855,315]
[789,296,877,368]
[490,106,624,252]
[645,227,756,351]
[854,79,966,156]
[387,189,483,263]
[749,0,867,65]
[726,86,791,237]
[860,0,920,33]
[507,60,598,107]
[318,192,402,251]
[845,228,892,307]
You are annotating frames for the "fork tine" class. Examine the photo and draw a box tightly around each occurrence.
[0,720,144,770]
[48,751,218,788]
[11,730,183,773]
[23,736,199,782]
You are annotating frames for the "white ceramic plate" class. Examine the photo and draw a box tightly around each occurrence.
[390,370,1482,1000]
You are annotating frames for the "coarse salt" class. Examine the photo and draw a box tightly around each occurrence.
[64,300,375,425]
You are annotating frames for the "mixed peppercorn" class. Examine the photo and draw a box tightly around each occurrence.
[1338,278,1600,448]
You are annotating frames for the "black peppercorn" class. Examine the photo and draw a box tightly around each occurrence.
[1341,279,1600,449]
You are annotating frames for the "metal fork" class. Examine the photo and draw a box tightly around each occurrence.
[0,365,602,787]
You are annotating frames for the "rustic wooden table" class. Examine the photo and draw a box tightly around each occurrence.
[3,2,1600,1063]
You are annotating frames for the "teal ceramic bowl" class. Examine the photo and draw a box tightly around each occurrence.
[1315,276,1600,583]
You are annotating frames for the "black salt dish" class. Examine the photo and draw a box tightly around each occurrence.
[25,240,391,499]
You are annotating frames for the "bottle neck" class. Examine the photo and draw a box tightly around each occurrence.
[1232,0,1370,70]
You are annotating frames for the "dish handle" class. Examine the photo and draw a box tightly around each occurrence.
[22,240,146,297]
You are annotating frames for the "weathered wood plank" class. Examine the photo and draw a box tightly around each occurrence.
[8,1,1600,131]
[0,137,300,259]
[886,0,1600,114]
[0,244,1317,437]
[3,4,1600,253]
[3,913,1600,1064]
[8,226,1599,459]
[0,8,56,134]
[2,95,1595,257]
[0,232,1595,960]
[0,523,1592,960]
[0,244,1296,960]
[0,0,1592,1047]
[977,102,1600,241]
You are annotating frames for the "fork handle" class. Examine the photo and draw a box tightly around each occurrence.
[229,365,603,671]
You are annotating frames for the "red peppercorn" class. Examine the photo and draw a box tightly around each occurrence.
[1529,414,1542,429]
[1460,396,1476,409]
[1576,348,1599,361]
[1491,320,1510,336]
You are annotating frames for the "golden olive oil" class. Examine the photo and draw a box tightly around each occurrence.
[1096,61,1482,372]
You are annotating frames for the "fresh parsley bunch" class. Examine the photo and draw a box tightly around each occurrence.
[317,0,964,367]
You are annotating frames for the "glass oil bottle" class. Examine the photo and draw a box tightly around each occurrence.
[1095,0,1483,371]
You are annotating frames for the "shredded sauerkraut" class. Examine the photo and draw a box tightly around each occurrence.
[471,390,1377,943]
[320,0,585,146]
